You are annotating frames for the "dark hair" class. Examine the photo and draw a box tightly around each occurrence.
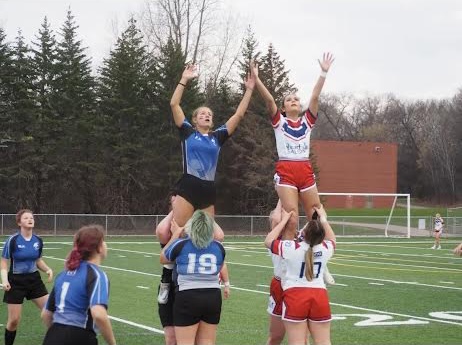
[16,209,34,225]
[302,220,326,281]
[66,225,105,271]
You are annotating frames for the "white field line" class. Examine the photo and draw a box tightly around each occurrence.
[77,247,462,290]
[44,256,161,278]
[368,282,385,286]
[331,257,462,272]
[229,285,462,326]
[109,316,164,334]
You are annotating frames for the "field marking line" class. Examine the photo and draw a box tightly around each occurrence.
[44,256,161,277]
[330,259,462,273]
[109,316,164,335]
[229,286,462,326]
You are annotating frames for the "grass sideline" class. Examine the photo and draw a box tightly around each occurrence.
[0,236,461,345]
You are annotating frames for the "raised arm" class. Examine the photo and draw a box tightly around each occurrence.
[252,61,278,117]
[264,210,294,248]
[170,64,198,127]
[313,204,336,243]
[159,218,184,264]
[225,69,255,135]
[308,52,334,115]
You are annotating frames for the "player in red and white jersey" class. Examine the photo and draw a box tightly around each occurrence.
[266,201,296,345]
[265,204,336,345]
[251,53,335,238]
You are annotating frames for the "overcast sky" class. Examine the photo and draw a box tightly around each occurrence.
[1,0,461,100]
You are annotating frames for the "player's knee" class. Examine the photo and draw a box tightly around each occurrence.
[7,317,20,329]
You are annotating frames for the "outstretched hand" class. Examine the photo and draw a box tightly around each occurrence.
[313,204,328,221]
[182,64,199,81]
[250,60,259,79]
[244,70,256,90]
[318,52,335,72]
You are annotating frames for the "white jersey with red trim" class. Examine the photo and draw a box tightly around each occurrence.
[271,109,317,161]
[271,252,285,278]
[270,239,335,290]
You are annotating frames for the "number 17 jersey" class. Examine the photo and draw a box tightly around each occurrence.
[270,239,335,290]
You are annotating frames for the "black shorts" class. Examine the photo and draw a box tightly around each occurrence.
[174,288,222,326]
[3,271,48,304]
[158,282,176,327]
[174,174,216,210]
[42,323,97,345]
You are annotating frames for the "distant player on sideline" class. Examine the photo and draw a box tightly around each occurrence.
[431,213,444,249]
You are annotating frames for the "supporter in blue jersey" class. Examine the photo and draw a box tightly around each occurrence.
[1,209,53,345]
[160,210,230,345]
[168,63,255,228]
[41,225,116,345]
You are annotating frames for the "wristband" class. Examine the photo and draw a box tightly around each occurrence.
[320,71,327,78]
[223,281,230,287]
[178,82,187,87]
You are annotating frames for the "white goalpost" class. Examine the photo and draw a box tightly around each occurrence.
[316,192,411,238]
[446,206,462,235]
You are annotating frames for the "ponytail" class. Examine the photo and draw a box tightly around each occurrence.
[303,220,326,281]
[304,246,314,281]
[65,225,104,271]
[66,248,82,271]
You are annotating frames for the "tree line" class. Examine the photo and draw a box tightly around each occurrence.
[1,3,461,215]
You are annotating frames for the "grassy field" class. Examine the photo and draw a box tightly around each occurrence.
[1,236,461,345]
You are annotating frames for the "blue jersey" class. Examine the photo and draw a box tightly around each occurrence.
[165,237,226,291]
[45,261,110,332]
[179,119,229,181]
[2,232,43,274]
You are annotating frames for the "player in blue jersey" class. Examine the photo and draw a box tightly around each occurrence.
[157,63,254,305]
[160,210,230,345]
[41,225,116,345]
[1,209,53,345]
[168,63,255,227]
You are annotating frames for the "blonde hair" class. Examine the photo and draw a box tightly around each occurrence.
[436,213,441,218]
[186,210,214,249]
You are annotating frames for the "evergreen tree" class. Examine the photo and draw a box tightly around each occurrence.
[30,17,59,211]
[98,18,159,213]
[53,9,99,212]
[259,43,296,109]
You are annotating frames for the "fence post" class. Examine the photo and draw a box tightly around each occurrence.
[1,214,3,235]
[250,216,253,236]
[54,214,57,236]
[105,215,108,236]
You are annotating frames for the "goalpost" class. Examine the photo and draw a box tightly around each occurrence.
[446,206,462,235]
[316,192,411,238]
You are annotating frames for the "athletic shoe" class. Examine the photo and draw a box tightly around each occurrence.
[158,282,170,304]
[437,245,441,250]
[431,245,436,249]
[323,267,336,286]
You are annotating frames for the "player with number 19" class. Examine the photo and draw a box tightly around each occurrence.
[41,225,116,345]
[160,210,230,345]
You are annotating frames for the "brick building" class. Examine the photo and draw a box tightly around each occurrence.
[311,140,398,208]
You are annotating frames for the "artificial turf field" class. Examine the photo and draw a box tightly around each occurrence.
[1,236,461,345]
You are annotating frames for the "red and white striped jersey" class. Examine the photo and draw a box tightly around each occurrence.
[270,239,335,290]
[271,109,317,161]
